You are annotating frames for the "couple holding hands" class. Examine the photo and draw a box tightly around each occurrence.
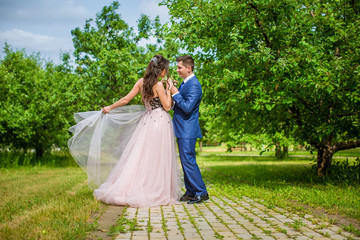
[69,55,208,207]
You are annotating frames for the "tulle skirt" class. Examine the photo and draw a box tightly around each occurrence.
[68,105,181,207]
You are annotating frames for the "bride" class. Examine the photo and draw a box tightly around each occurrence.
[68,55,181,207]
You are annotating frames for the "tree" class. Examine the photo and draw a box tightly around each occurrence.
[0,44,77,157]
[70,1,181,110]
[161,0,360,176]
[0,2,180,158]
[71,1,141,109]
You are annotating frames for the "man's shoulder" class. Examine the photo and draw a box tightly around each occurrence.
[191,76,202,89]
[189,75,201,84]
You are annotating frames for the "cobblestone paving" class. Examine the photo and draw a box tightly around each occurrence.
[115,195,359,240]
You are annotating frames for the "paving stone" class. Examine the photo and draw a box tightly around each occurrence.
[272,232,291,238]
[149,232,166,238]
[302,230,324,238]
[183,232,201,238]
[111,194,360,240]
[295,236,312,240]
[115,232,132,239]
[132,231,147,236]
[213,226,230,232]
[201,236,220,240]
[330,234,348,240]
[131,236,148,240]
[165,235,183,240]
[232,228,251,234]
[219,231,237,237]
[327,225,342,232]
[257,236,276,240]
[243,224,261,231]
[198,225,213,230]
[236,233,254,239]
[183,227,198,233]
[221,237,238,240]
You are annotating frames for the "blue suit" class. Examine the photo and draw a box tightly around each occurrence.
[173,75,207,196]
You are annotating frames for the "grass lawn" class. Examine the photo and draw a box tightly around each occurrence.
[0,167,103,240]
[0,148,359,239]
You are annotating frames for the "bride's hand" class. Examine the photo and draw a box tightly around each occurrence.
[102,106,112,114]
[166,78,174,90]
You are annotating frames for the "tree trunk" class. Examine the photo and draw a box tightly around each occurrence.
[275,142,281,158]
[283,145,288,158]
[316,146,334,177]
[275,143,288,159]
[315,139,360,177]
[35,147,45,159]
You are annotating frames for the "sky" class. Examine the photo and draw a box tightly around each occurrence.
[0,0,170,64]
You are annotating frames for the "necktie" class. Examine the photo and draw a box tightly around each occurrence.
[179,81,184,90]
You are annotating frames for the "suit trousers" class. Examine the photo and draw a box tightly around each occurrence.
[177,138,207,196]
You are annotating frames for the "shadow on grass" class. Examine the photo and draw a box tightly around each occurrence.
[201,154,316,162]
[199,155,359,188]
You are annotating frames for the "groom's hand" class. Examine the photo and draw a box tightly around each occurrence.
[170,86,179,95]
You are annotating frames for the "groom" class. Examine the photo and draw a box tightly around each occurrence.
[170,55,209,204]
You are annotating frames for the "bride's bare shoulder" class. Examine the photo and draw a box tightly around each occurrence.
[135,78,144,88]
[155,81,163,87]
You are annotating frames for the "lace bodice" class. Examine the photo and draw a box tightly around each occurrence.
[148,97,163,110]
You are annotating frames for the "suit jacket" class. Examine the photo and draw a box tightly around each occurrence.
[172,75,203,139]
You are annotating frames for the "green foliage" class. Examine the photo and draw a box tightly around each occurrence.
[71,2,143,108]
[162,0,360,173]
[0,1,180,156]
[0,45,77,156]
[0,150,77,168]
[136,14,152,41]
[70,1,181,109]
[109,211,141,236]
[0,150,36,168]
[320,157,360,183]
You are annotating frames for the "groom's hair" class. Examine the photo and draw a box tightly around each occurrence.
[176,55,194,71]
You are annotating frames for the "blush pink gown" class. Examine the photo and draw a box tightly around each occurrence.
[68,98,181,207]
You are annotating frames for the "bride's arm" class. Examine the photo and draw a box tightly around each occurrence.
[155,81,172,111]
[102,79,142,113]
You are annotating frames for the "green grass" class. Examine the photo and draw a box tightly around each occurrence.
[197,154,360,224]
[0,151,79,168]
[1,148,359,239]
[198,145,360,159]
[109,213,141,236]
[0,166,102,240]
[333,148,360,158]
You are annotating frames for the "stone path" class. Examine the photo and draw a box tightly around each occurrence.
[111,195,359,240]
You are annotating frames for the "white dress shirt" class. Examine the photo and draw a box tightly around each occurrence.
[172,73,195,97]
[183,73,195,84]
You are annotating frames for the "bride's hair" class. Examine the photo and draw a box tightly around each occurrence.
[142,55,169,103]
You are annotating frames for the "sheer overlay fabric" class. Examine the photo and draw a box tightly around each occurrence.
[68,102,181,207]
